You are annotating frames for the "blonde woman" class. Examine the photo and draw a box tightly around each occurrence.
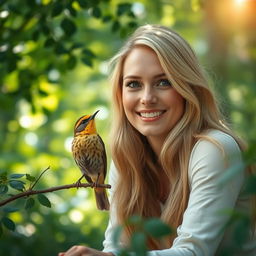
[59,25,256,256]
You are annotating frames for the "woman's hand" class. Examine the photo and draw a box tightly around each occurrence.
[58,246,114,256]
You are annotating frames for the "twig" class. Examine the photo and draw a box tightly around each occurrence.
[0,183,111,207]
[30,166,50,190]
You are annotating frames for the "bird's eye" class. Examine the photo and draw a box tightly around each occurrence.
[81,118,90,124]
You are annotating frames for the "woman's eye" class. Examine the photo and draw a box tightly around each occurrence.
[157,79,172,87]
[126,81,141,88]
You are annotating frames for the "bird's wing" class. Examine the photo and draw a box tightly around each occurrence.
[74,156,93,183]
[97,134,107,179]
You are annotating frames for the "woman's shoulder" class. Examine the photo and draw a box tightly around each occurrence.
[189,129,243,175]
[193,129,241,156]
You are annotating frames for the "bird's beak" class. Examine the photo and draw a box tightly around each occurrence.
[89,110,99,121]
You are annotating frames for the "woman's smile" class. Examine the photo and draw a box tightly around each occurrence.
[137,110,166,121]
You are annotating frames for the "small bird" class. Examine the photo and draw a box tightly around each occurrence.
[72,110,110,210]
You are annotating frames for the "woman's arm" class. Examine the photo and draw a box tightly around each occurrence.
[147,130,246,256]
[58,246,114,256]
[104,131,247,256]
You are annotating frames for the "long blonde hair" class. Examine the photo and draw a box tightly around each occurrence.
[109,24,254,249]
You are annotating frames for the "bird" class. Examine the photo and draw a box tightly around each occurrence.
[72,110,110,211]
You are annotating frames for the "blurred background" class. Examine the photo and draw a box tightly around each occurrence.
[0,0,255,255]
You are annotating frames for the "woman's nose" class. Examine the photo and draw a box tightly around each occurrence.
[140,87,157,105]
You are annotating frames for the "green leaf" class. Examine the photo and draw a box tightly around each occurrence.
[92,7,101,18]
[112,20,120,32]
[26,174,36,182]
[9,180,25,191]
[112,225,123,246]
[81,57,93,67]
[70,43,83,50]
[25,197,35,209]
[37,194,51,208]
[244,175,256,194]
[2,217,15,231]
[82,48,95,58]
[51,2,64,17]
[32,29,40,41]
[39,89,48,96]
[130,232,147,256]
[0,222,3,237]
[10,173,25,179]
[61,18,77,36]
[55,43,68,55]
[3,207,19,213]
[0,171,8,181]
[41,24,50,36]
[44,38,55,47]
[128,21,137,28]
[67,4,77,17]
[67,55,77,69]
[232,217,250,245]
[127,215,142,225]
[77,0,90,8]
[144,218,172,238]
[117,3,132,16]
[102,15,112,23]
[0,185,8,194]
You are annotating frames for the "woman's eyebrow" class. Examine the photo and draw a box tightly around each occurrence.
[153,73,166,79]
[123,73,166,80]
[123,75,141,80]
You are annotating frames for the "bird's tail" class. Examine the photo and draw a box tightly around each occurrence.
[94,188,110,211]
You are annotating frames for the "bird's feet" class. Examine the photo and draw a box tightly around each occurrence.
[90,181,98,188]
[75,175,84,189]
[91,173,100,188]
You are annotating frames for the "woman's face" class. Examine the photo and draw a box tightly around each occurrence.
[122,46,185,145]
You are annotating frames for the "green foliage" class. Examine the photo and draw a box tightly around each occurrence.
[113,216,172,256]
[2,217,16,231]
[0,0,138,144]
[24,197,35,210]
[37,194,51,208]
[144,218,172,238]
[0,168,49,236]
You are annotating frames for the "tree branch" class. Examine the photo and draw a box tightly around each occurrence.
[0,183,111,207]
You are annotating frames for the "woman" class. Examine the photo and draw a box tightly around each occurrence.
[59,24,256,256]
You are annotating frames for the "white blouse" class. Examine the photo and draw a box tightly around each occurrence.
[102,130,256,256]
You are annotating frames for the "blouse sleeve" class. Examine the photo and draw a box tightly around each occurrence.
[102,161,121,255]
[103,131,245,256]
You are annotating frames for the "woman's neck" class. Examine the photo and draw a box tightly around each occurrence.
[147,136,166,157]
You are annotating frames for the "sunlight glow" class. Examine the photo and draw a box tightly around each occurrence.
[0,10,9,18]
[25,132,38,146]
[48,69,60,81]
[64,137,73,152]
[17,224,36,237]
[234,0,247,5]
[19,115,33,128]
[229,88,243,107]
[132,2,145,17]
[19,114,47,129]
[69,209,84,223]
[97,106,109,120]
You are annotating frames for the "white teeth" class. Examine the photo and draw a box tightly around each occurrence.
[140,111,163,118]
